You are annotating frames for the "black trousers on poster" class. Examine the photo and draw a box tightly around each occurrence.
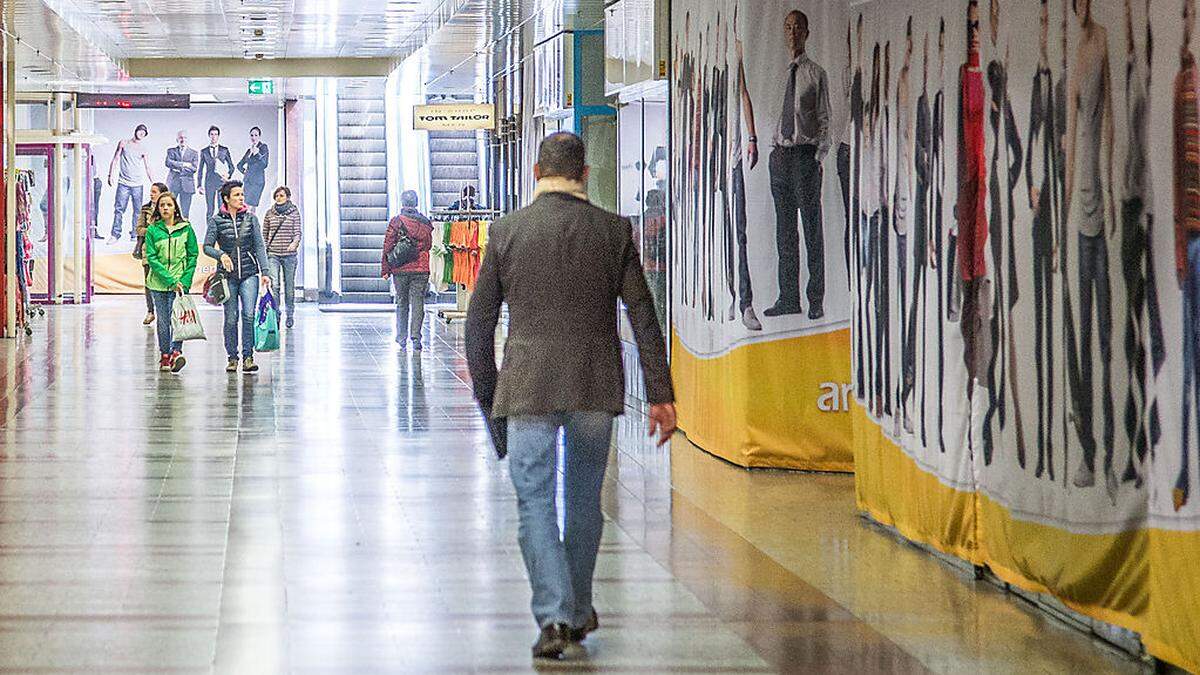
[204,181,221,224]
[769,145,825,312]
[1077,231,1114,477]
[896,231,908,417]
[903,181,930,442]
[838,143,851,286]
[731,162,753,313]
[1120,198,1166,480]
[870,209,892,416]
[1032,198,1055,479]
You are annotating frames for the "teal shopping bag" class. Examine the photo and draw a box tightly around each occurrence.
[254,290,281,352]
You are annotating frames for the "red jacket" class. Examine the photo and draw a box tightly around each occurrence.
[956,55,988,282]
[382,213,434,276]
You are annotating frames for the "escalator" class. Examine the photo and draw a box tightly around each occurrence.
[336,83,391,304]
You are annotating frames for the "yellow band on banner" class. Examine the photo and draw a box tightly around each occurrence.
[1147,529,1200,674]
[850,403,1200,667]
[851,403,979,564]
[672,329,853,472]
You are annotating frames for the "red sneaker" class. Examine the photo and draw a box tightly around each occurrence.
[158,354,172,372]
[170,351,187,373]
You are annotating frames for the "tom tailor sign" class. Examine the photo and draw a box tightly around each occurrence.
[413,103,496,131]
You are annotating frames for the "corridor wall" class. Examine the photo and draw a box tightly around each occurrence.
[669,0,853,470]
[847,0,1200,670]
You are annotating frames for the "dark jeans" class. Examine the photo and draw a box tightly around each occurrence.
[838,143,851,285]
[149,290,182,356]
[1121,198,1166,480]
[205,181,221,224]
[868,210,891,414]
[392,272,429,341]
[1032,199,1055,478]
[769,145,825,311]
[731,161,753,312]
[903,187,929,441]
[112,183,143,238]
[1078,231,1114,474]
[1179,235,1200,496]
[268,254,298,317]
[224,275,260,359]
[144,266,154,313]
[91,179,102,237]
[896,232,908,412]
[176,190,194,223]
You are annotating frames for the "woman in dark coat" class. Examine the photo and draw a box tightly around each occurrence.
[236,126,270,208]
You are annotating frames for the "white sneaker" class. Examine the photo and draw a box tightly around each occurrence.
[742,308,763,332]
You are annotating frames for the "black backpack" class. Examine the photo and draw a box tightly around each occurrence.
[386,217,419,269]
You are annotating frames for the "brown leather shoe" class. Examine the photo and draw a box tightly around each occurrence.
[569,609,598,642]
[532,623,570,659]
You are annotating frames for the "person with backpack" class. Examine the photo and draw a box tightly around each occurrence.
[204,180,271,374]
[382,190,434,350]
[143,191,199,373]
[135,182,169,326]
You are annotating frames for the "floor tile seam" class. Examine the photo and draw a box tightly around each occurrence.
[602,465,929,674]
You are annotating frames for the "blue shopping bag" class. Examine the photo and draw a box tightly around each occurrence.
[254,290,281,352]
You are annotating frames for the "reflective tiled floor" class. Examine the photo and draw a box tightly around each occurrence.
[0,298,1145,673]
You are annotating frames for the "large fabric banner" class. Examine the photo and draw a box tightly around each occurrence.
[848,0,1200,670]
[90,105,279,294]
[670,0,854,470]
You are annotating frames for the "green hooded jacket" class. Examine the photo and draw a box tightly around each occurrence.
[144,219,199,292]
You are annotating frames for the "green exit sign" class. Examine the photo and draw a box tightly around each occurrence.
[248,79,275,95]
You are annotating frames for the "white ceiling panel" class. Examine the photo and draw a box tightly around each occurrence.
[10,0,608,99]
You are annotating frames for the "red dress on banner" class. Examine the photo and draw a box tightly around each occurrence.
[957,52,988,283]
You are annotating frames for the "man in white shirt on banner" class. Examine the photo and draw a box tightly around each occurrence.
[765,9,831,321]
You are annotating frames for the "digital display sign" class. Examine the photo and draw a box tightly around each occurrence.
[76,93,191,109]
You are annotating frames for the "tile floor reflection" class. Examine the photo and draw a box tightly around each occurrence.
[0,299,1145,673]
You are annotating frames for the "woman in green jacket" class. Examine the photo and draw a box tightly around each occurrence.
[144,192,199,372]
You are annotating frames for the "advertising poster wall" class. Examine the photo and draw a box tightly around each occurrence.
[90,105,279,294]
[670,0,854,470]
[847,0,1200,669]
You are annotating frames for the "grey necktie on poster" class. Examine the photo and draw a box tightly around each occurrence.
[782,62,798,142]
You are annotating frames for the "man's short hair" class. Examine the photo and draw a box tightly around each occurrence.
[220,180,243,202]
[208,125,221,136]
[401,189,419,208]
[537,132,586,181]
[788,10,808,31]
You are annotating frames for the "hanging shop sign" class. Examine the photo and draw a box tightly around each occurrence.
[76,93,190,109]
[413,103,496,131]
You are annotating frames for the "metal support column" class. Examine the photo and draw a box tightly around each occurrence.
[73,99,83,303]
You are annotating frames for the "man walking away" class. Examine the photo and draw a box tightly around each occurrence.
[466,132,676,661]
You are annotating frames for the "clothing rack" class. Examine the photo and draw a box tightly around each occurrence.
[430,206,501,324]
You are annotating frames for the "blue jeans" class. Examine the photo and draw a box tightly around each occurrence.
[224,275,259,359]
[149,290,182,355]
[1180,236,1200,494]
[111,183,142,238]
[268,255,298,318]
[507,412,615,628]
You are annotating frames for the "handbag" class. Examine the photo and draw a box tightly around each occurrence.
[203,271,230,306]
[386,217,419,269]
[170,293,206,342]
[254,290,280,352]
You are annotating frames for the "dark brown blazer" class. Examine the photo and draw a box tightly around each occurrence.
[465,190,674,419]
